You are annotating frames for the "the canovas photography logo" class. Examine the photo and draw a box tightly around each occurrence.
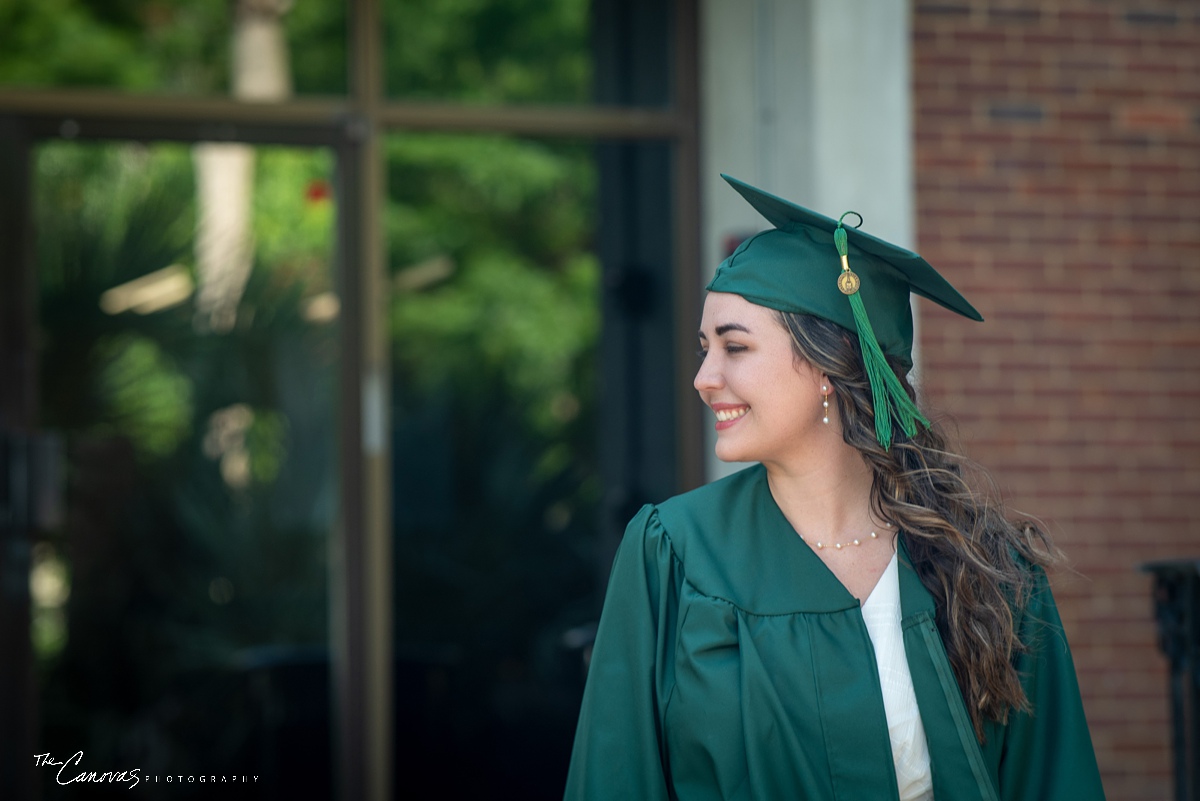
[35,752,260,790]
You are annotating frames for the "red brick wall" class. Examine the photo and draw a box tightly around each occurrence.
[912,3,1199,799]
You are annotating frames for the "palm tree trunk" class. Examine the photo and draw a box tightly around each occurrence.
[193,0,293,332]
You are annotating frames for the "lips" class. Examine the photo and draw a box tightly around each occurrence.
[711,404,749,430]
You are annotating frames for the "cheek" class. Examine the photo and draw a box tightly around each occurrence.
[780,379,820,420]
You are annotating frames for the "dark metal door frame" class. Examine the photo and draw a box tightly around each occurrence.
[0,114,38,801]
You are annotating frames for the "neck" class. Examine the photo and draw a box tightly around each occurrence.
[764,439,879,539]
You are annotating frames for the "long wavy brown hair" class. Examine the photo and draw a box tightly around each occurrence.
[776,310,1060,741]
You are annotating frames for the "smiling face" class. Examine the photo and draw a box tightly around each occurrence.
[695,292,831,467]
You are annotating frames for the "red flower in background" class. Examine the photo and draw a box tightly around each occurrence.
[305,179,331,204]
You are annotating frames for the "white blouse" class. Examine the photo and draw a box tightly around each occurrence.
[862,553,934,801]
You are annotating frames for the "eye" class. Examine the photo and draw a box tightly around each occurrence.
[725,343,748,354]
[695,348,708,360]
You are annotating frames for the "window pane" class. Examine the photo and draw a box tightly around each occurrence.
[386,0,594,104]
[0,0,346,96]
[387,132,600,796]
[33,140,339,797]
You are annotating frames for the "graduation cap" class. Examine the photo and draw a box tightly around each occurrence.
[708,174,983,449]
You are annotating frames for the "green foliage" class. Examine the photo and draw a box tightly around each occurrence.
[0,0,152,88]
[36,142,195,292]
[244,407,289,484]
[0,0,592,100]
[389,134,597,427]
[387,0,592,103]
[287,0,347,94]
[252,148,337,292]
[0,0,346,95]
[36,142,196,438]
[0,0,228,92]
[393,248,598,436]
[95,333,194,460]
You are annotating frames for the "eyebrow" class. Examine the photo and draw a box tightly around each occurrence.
[698,322,752,339]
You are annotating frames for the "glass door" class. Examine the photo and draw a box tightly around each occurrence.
[31,139,339,800]
[386,132,601,798]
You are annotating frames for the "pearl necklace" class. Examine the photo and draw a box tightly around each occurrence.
[800,521,894,551]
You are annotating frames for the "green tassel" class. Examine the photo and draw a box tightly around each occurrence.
[835,213,930,450]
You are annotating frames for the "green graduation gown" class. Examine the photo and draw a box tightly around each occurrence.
[564,464,1105,800]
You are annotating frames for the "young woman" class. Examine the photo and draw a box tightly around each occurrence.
[564,176,1104,800]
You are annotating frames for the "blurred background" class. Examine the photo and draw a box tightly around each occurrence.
[0,1,1195,800]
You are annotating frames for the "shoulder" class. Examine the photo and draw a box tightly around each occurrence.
[630,464,808,609]
[627,464,858,614]
[657,462,765,513]
[651,464,767,559]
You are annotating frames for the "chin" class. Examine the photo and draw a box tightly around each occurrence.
[713,440,758,464]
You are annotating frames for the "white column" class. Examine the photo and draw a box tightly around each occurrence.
[699,0,914,481]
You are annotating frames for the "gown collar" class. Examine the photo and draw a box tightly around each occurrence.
[756,463,937,619]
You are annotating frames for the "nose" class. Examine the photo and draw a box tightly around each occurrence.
[693,352,723,394]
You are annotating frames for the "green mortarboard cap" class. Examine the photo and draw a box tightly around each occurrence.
[707,174,983,448]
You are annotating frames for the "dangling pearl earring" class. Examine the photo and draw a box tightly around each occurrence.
[822,385,830,425]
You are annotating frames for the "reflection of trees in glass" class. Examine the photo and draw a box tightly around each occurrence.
[0,0,345,94]
[388,133,600,794]
[34,141,338,793]
[0,0,593,102]
[390,134,598,439]
[388,0,592,102]
[0,0,228,92]
[10,0,602,794]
